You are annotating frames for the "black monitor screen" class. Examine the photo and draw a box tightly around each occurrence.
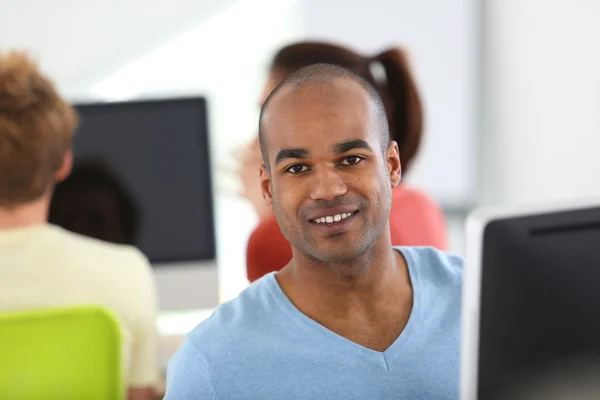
[478,206,600,398]
[49,97,215,264]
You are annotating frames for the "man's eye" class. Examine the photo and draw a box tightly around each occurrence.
[285,164,309,174]
[339,156,364,166]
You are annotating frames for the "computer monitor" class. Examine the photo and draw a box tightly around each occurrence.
[50,96,219,311]
[461,200,600,400]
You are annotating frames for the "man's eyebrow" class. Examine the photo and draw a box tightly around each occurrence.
[274,148,310,166]
[332,139,374,154]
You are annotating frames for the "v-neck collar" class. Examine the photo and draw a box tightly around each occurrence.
[264,247,423,370]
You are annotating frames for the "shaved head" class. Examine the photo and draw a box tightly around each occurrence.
[258,63,390,168]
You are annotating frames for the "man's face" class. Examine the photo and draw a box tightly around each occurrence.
[260,79,401,263]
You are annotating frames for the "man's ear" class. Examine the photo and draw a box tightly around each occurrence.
[55,149,73,183]
[259,163,273,208]
[385,141,402,188]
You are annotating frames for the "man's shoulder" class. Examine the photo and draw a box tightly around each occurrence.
[397,246,463,286]
[399,247,462,331]
[166,275,283,398]
[185,274,278,352]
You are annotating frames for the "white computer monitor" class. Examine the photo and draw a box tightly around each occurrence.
[461,199,600,400]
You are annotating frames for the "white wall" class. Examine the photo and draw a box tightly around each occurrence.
[0,0,240,95]
[480,0,600,206]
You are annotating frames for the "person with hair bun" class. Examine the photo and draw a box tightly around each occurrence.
[241,41,447,282]
[0,51,158,400]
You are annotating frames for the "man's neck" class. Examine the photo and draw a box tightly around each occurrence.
[0,196,49,230]
[277,234,410,320]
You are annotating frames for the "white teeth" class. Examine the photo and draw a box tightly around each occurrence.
[314,212,354,224]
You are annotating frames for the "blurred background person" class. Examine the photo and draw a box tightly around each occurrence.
[0,51,158,400]
[49,158,140,246]
[240,41,448,282]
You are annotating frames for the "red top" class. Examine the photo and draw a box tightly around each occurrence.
[246,186,447,282]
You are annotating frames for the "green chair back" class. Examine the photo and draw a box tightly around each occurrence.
[0,305,123,399]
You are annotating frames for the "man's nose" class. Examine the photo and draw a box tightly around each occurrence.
[309,167,348,201]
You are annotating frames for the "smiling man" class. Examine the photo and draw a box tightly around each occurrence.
[165,64,463,399]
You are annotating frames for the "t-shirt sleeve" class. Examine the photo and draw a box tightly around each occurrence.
[164,339,220,399]
[128,250,160,387]
[246,215,292,282]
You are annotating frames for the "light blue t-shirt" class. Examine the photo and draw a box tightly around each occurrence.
[165,247,463,399]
